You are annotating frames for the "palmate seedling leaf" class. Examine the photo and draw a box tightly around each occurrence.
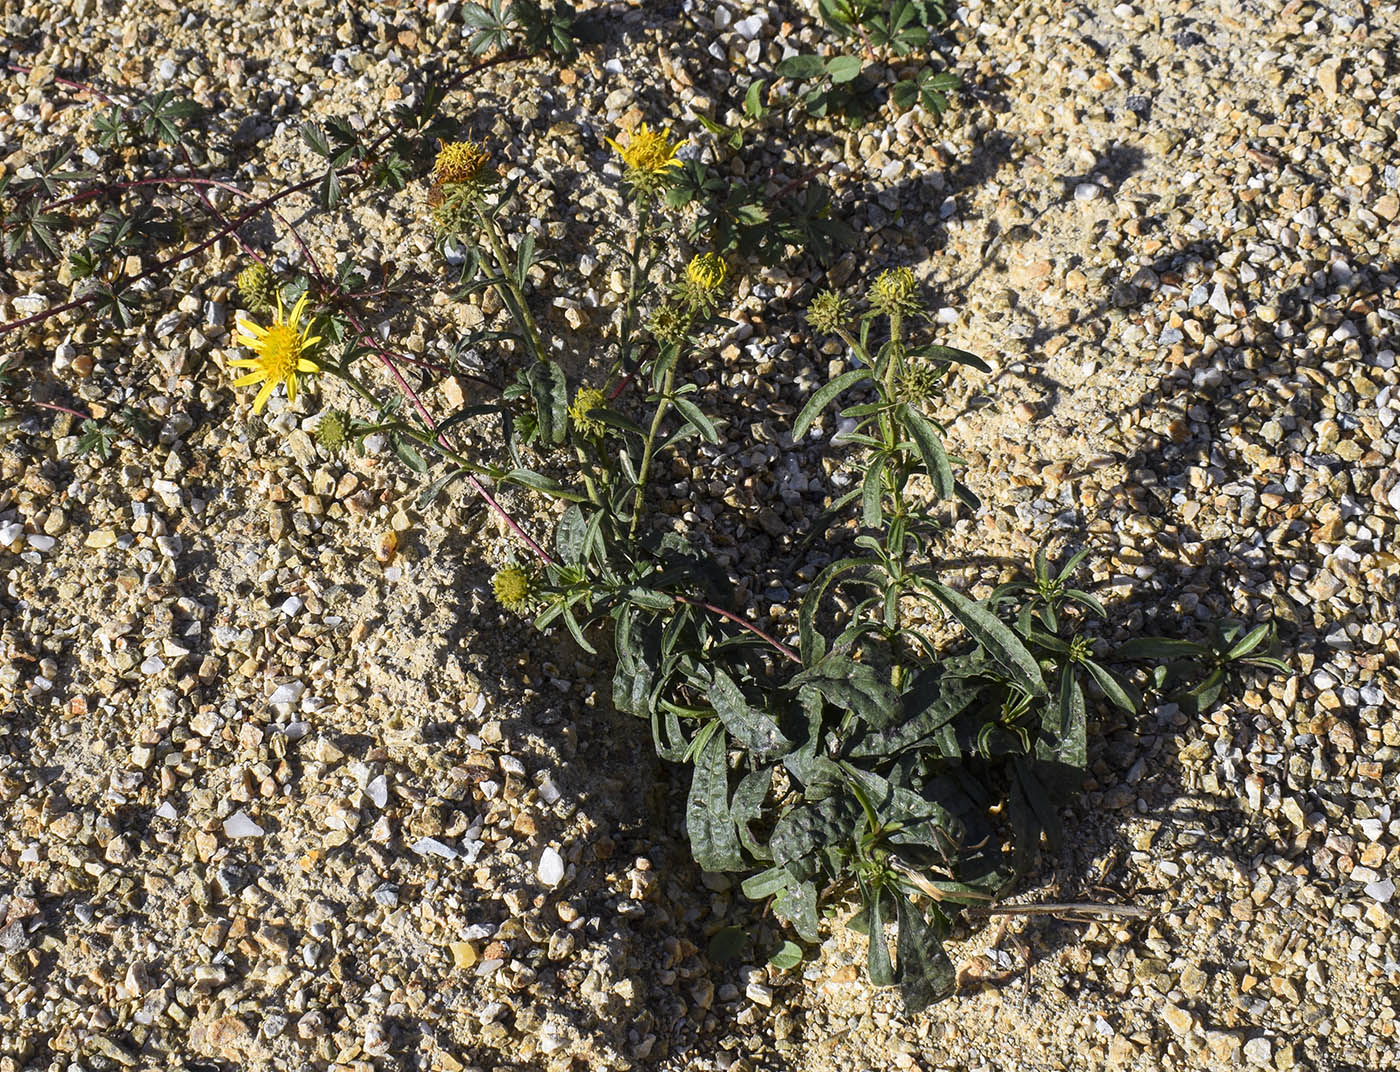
[923,582,1046,697]
[709,668,791,759]
[686,727,744,872]
[707,925,748,963]
[788,653,900,729]
[777,53,829,80]
[895,894,955,1012]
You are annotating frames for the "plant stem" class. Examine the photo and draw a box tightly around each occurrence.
[674,595,801,665]
[616,197,653,376]
[475,206,547,364]
[629,359,675,539]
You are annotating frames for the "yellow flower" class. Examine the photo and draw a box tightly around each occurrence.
[569,387,608,437]
[685,252,727,293]
[492,566,533,610]
[229,293,322,414]
[605,123,685,175]
[434,139,491,186]
[868,267,919,316]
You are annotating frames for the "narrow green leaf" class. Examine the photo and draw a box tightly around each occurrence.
[861,453,886,527]
[924,582,1046,697]
[901,404,954,499]
[671,395,719,443]
[1082,658,1139,713]
[1226,622,1272,660]
[792,368,870,441]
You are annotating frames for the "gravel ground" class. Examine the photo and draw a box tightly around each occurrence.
[2,0,1398,1070]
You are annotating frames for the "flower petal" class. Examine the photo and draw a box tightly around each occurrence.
[296,358,320,373]
[252,378,276,413]
[286,373,297,404]
[233,371,268,387]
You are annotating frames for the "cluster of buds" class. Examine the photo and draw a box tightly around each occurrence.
[236,263,279,314]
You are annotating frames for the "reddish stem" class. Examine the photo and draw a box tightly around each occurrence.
[676,595,802,664]
[33,399,92,421]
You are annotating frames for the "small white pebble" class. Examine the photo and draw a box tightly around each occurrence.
[537,847,566,887]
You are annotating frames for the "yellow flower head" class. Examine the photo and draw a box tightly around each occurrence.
[685,252,728,294]
[606,123,685,175]
[434,140,491,186]
[229,293,322,414]
[569,387,608,437]
[492,566,533,610]
[868,267,919,317]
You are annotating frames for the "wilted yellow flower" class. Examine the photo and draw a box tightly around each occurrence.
[434,139,491,186]
[492,566,532,610]
[569,387,608,437]
[229,293,322,414]
[868,267,919,317]
[606,123,685,175]
[685,252,727,293]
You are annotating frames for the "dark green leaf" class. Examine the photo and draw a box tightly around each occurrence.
[895,894,955,1012]
[687,728,744,872]
[778,54,829,80]
[709,668,791,759]
[924,582,1046,697]
[902,404,954,499]
[793,368,871,441]
[788,654,900,729]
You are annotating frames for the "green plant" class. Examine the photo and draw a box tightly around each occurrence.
[0,11,1287,1017]
[735,0,959,130]
[1116,620,1289,717]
